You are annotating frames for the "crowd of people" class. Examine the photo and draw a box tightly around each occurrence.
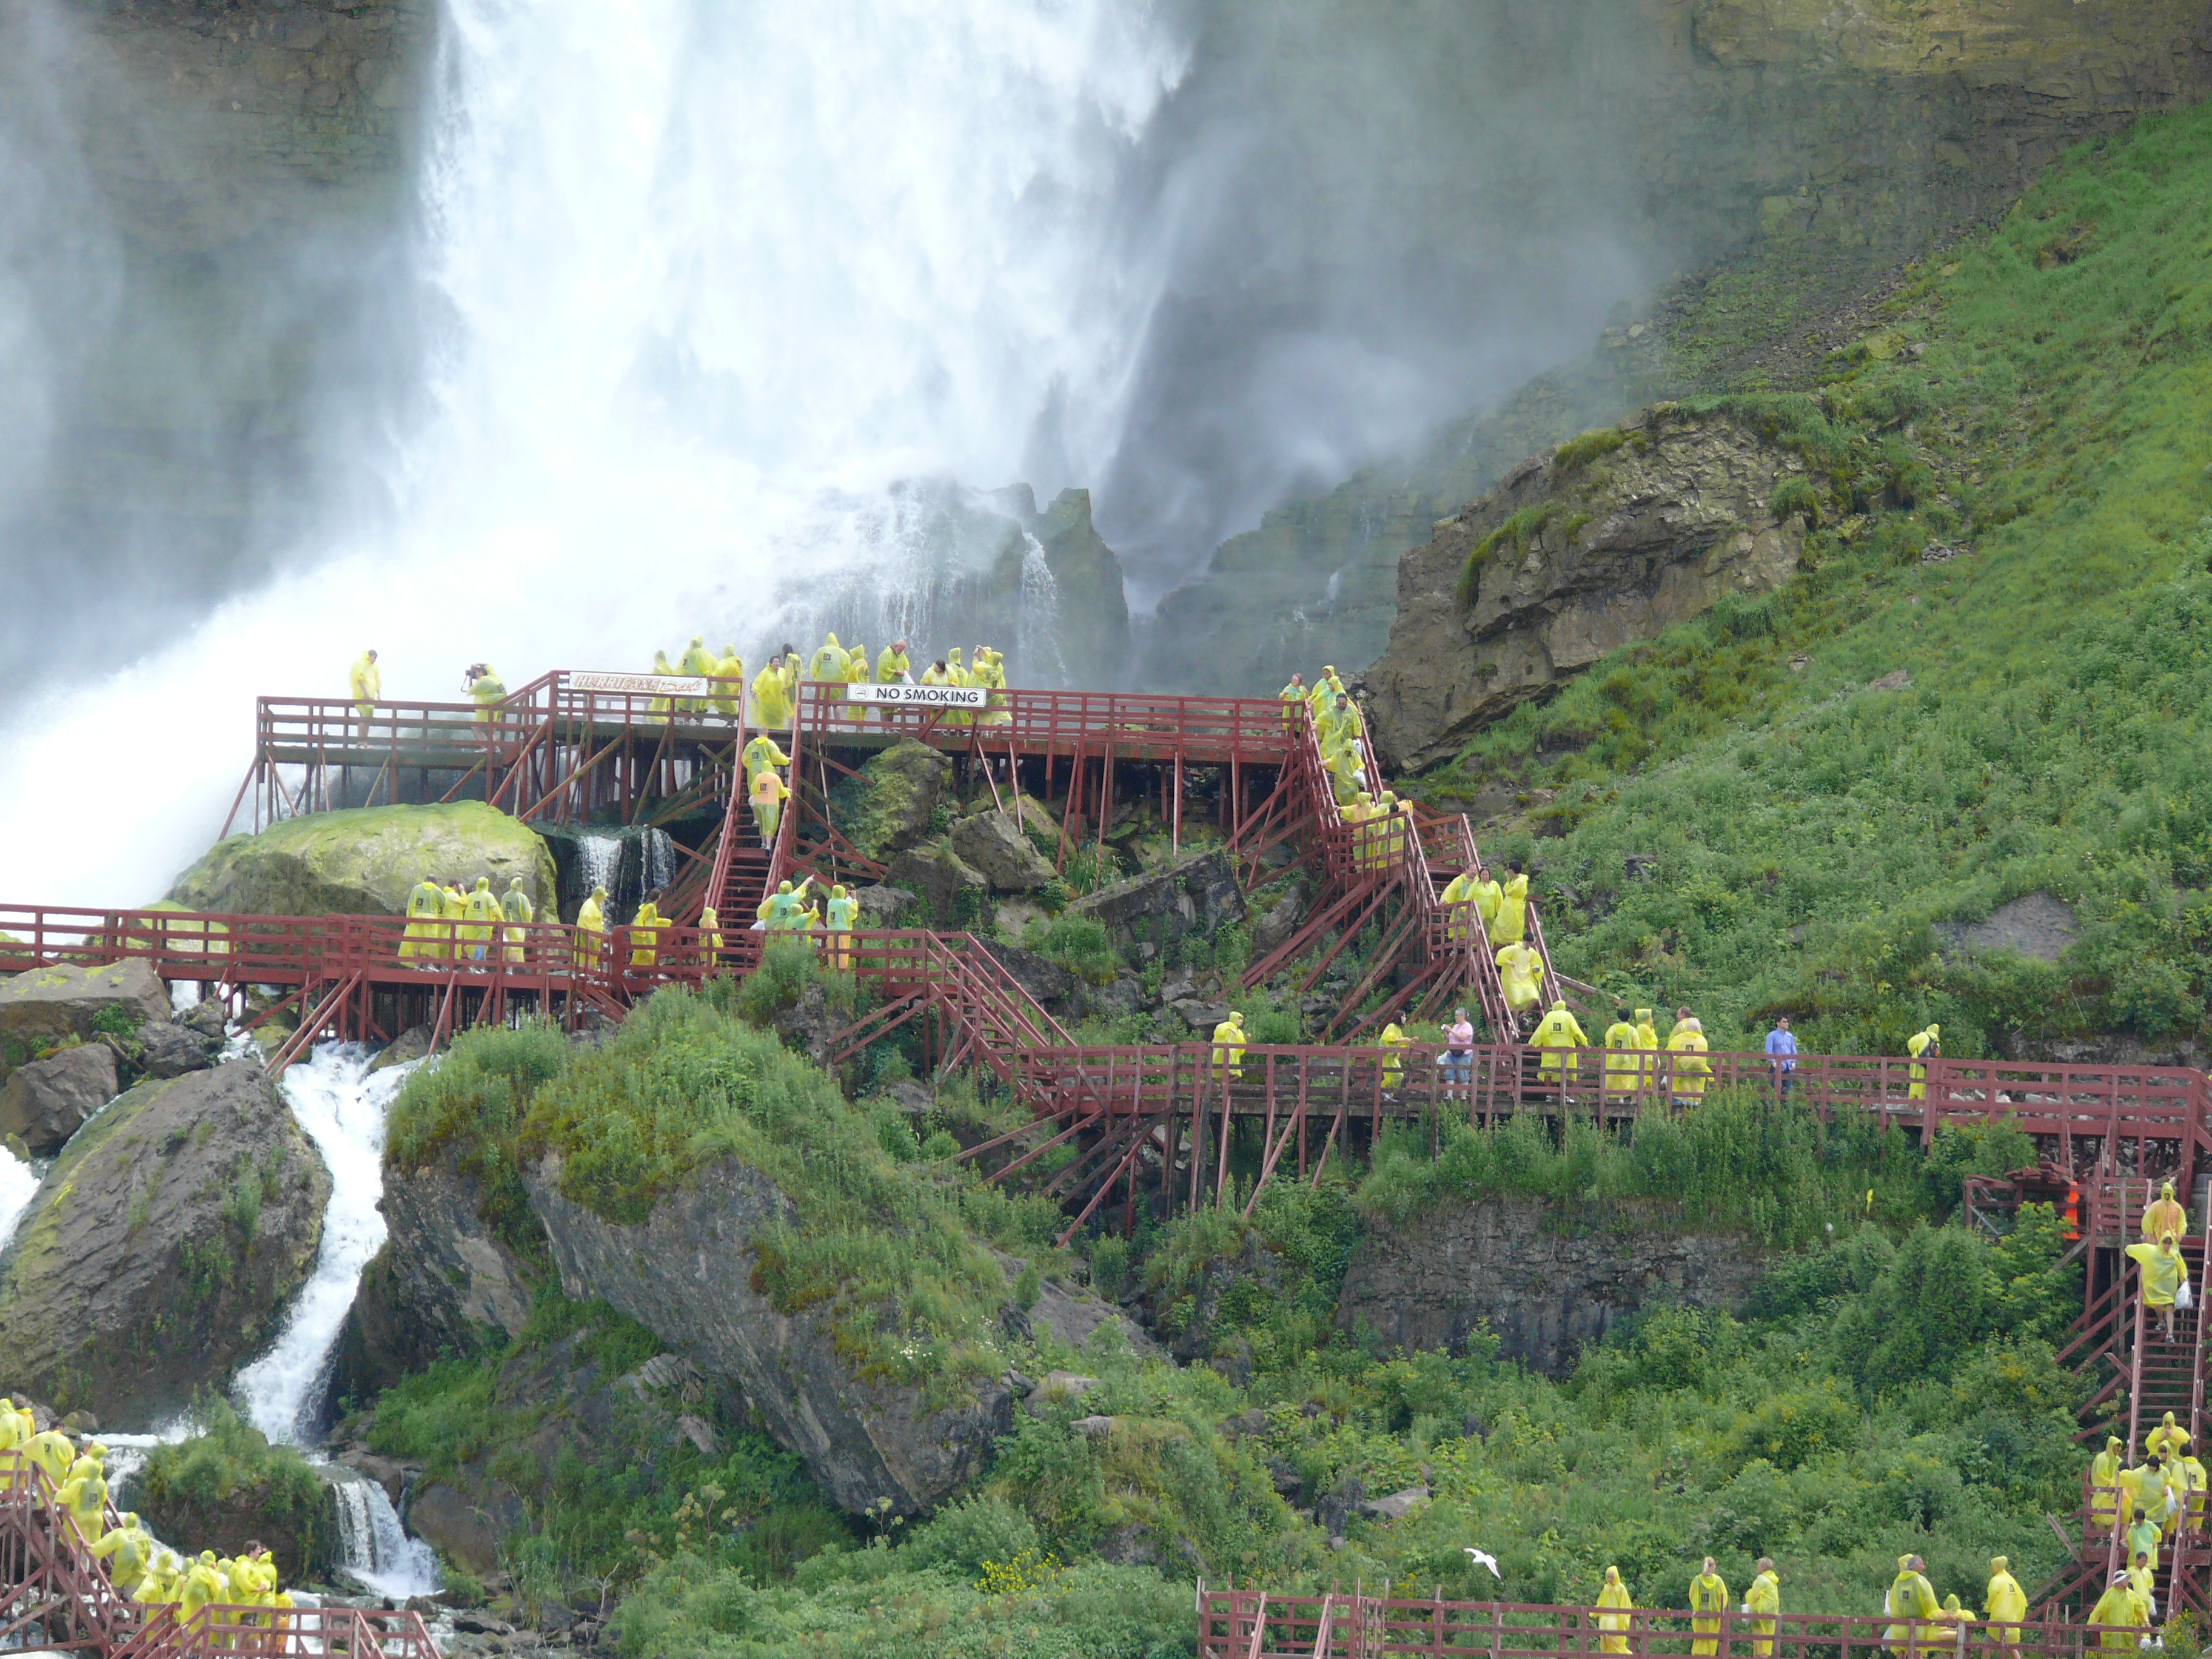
[0,1402,290,1627]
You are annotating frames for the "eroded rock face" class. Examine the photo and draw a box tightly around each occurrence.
[332,1150,536,1405]
[0,961,172,1060]
[0,1062,330,1422]
[951,809,1055,893]
[525,1153,1012,1517]
[885,840,991,929]
[1336,1196,1765,1376]
[164,801,558,920]
[0,1044,118,1155]
[1366,407,1808,769]
[1068,850,1246,949]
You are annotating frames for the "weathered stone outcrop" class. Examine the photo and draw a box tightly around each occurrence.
[827,741,952,864]
[164,802,558,920]
[885,840,991,928]
[332,1150,537,1405]
[951,809,1055,893]
[0,960,172,1063]
[525,1153,1012,1518]
[1067,850,1247,949]
[1337,1196,1766,1377]
[1366,407,1809,769]
[0,1062,329,1422]
[0,1044,118,1155]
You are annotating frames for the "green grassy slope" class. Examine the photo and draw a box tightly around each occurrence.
[1417,101,2212,1057]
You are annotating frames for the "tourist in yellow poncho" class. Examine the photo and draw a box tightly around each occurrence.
[1746,1558,1780,1659]
[2145,1178,2189,1245]
[1906,1024,1940,1101]
[500,877,534,966]
[1666,1010,1712,1107]
[1688,1558,1730,1658]
[1378,1022,1410,1092]
[2092,1435,2127,1532]
[1531,1001,1589,1096]
[1603,1009,1642,1101]
[574,885,608,968]
[1496,942,1544,1030]
[1595,1566,1634,1655]
[2180,1450,2208,1535]
[1440,866,1486,943]
[1211,1011,1246,1084]
[630,899,662,968]
[1883,1555,1939,1656]
[461,876,500,962]
[1983,1556,2026,1648]
[751,657,793,729]
[441,882,469,959]
[2149,1410,2190,1464]
[2088,1567,2149,1654]
[401,875,446,962]
[2126,1230,2189,1342]
[1493,863,1529,944]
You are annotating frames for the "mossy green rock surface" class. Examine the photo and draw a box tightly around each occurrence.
[0,1061,330,1423]
[827,740,950,864]
[164,801,558,918]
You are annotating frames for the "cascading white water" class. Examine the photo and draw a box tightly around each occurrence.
[0,0,1190,908]
[574,835,622,900]
[233,1044,419,1444]
[329,1473,441,1599]
[0,1147,39,1249]
[1016,532,1070,686]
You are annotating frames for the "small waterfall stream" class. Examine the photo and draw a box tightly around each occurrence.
[234,1044,420,1444]
[0,1148,40,1249]
[329,1472,441,1598]
[1017,532,1070,687]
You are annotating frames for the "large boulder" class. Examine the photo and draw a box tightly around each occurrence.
[526,1153,1012,1518]
[950,809,1055,893]
[163,801,558,919]
[885,840,992,930]
[828,740,951,864]
[330,1149,537,1406]
[0,1044,118,1155]
[0,1062,330,1423]
[0,960,171,1063]
[1067,850,1246,949]
[1364,405,1809,769]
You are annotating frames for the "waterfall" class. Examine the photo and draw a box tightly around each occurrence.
[329,1471,441,1599]
[0,0,1188,909]
[572,834,622,908]
[232,1044,419,1444]
[640,827,677,898]
[0,1148,38,1250]
[1017,532,1071,688]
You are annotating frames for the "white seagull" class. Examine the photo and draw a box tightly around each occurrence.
[1464,1547,1501,1579]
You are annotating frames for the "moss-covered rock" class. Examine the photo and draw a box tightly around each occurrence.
[0,1061,330,1423]
[827,740,950,865]
[164,801,558,918]
[0,960,170,1061]
[124,1399,340,1583]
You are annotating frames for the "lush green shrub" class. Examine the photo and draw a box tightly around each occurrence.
[1024,914,1118,985]
[1771,474,1821,526]
[1554,427,1628,471]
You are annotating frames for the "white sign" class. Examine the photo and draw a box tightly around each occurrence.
[572,672,710,696]
[846,682,988,709]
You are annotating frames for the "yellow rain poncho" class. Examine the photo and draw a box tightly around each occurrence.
[401,876,446,962]
[1983,1557,2025,1646]
[630,900,661,968]
[751,768,789,849]
[2089,1575,2150,1654]
[1493,871,1529,945]
[461,876,501,960]
[1603,1016,1641,1098]
[712,647,744,719]
[348,650,380,719]
[1595,1567,1634,1655]
[677,636,719,715]
[1496,942,1544,1015]
[1687,1568,1731,1658]
[751,663,793,730]
[1906,1024,1939,1101]
[500,879,534,966]
[2148,1410,2190,1464]
[1210,1013,1246,1082]
[1667,1016,1713,1101]
[1882,1560,1939,1653]
[1532,1002,1589,1077]
[2145,1179,2189,1245]
[2126,1234,2188,1309]
[2093,1436,2126,1530]
[1440,870,1484,943]
[574,886,608,968]
[1746,1567,1780,1659]
[1378,1022,1410,1089]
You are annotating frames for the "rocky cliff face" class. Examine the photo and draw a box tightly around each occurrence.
[0,1062,330,1422]
[1145,0,2212,697]
[1366,406,1809,770]
[525,1154,1013,1518]
[1337,1196,1766,1376]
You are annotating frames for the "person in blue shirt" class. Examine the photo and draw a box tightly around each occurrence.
[1765,1016,1799,1101]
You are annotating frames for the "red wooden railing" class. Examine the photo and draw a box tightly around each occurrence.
[1198,1589,2138,1659]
